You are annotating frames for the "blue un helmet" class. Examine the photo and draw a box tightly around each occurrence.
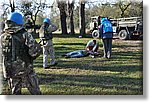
[43,18,51,24]
[7,12,24,25]
[101,17,108,23]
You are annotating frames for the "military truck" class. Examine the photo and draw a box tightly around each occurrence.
[90,16,143,40]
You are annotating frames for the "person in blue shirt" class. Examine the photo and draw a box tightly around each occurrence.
[99,17,113,59]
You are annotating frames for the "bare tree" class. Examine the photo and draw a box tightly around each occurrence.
[67,0,75,35]
[19,0,48,33]
[9,0,15,12]
[79,0,86,37]
[56,0,68,35]
[116,0,131,17]
[1,0,16,20]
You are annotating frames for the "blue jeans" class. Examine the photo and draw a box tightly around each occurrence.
[65,50,88,58]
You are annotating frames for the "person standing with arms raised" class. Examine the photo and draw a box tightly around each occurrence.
[39,18,58,69]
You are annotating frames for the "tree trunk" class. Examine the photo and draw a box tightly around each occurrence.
[33,20,36,34]
[118,2,131,18]
[79,1,85,37]
[121,11,125,18]
[70,12,75,35]
[57,0,68,35]
[31,14,36,34]
[68,1,75,35]
[60,11,68,35]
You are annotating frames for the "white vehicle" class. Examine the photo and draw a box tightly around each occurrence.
[90,16,143,40]
[89,16,99,30]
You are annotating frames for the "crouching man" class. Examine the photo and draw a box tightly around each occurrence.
[85,39,99,58]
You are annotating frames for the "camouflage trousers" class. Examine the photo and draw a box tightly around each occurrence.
[9,70,41,95]
[43,40,56,68]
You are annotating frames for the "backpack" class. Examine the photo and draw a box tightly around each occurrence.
[102,21,113,33]
[0,31,27,78]
[0,29,42,78]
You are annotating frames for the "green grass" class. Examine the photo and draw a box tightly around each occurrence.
[1,35,143,95]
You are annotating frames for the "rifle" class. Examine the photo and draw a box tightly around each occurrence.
[38,38,46,46]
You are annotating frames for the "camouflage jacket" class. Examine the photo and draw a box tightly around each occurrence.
[0,22,42,78]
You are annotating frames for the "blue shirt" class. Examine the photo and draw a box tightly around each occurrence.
[99,20,113,39]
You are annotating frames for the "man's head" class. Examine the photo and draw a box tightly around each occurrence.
[7,12,24,25]
[101,17,108,23]
[93,40,96,44]
[43,18,51,27]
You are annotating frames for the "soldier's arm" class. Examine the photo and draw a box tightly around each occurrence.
[39,25,45,38]
[39,26,44,35]
[23,32,36,47]
[85,41,92,51]
[48,24,58,33]
[23,32,42,59]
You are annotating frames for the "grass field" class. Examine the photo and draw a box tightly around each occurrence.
[1,34,143,95]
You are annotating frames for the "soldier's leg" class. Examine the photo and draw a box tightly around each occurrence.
[102,39,108,58]
[43,46,49,68]
[48,40,56,65]
[26,71,41,95]
[10,77,22,95]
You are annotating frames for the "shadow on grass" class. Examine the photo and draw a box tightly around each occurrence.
[33,33,93,39]
[54,60,142,72]
[34,49,142,72]
[38,73,143,95]
[112,51,142,60]
[112,44,142,48]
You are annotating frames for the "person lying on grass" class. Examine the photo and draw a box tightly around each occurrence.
[62,40,99,58]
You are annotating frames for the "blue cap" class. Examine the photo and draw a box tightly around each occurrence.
[7,12,24,25]
[43,18,51,24]
[101,17,108,23]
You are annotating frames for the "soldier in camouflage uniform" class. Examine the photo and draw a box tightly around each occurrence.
[0,12,42,95]
[39,18,58,69]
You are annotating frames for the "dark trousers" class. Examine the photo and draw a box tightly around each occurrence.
[102,39,112,58]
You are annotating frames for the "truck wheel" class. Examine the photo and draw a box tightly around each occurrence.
[118,30,128,40]
[92,30,99,39]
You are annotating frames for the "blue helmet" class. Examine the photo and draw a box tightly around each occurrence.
[101,17,108,23]
[43,18,51,24]
[7,12,24,25]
